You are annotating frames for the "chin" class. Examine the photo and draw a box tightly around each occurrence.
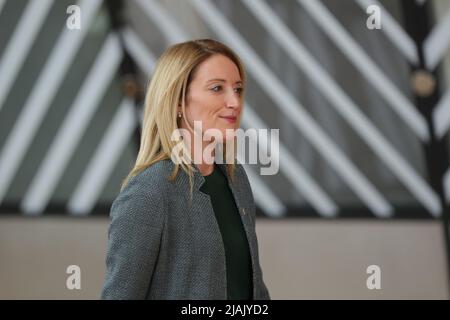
[220,127,238,141]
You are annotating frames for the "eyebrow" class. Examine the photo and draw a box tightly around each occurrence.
[206,78,243,85]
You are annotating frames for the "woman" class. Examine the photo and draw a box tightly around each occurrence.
[101,39,270,300]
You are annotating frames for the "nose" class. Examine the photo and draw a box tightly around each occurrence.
[226,89,241,110]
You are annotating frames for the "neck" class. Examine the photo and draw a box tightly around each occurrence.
[188,135,217,176]
[198,139,216,176]
[178,125,220,176]
[196,162,215,176]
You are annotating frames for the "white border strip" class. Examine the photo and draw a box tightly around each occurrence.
[444,166,450,203]
[298,0,429,142]
[244,0,440,216]
[68,27,156,215]
[423,6,450,70]
[122,27,157,72]
[67,29,157,215]
[355,0,419,65]
[68,98,136,215]
[21,34,122,215]
[0,0,53,111]
[0,0,6,15]
[134,0,186,44]
[242,104,338,217]
[241,162,286,218]
[432,89,450,139]
[0,0,102,204]
[188,0,392,216]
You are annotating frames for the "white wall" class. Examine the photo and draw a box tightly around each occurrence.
[0,217,448,299]
[258,219,449,299]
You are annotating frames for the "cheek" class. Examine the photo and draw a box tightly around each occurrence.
[187,106,216,126]
[188,100,221,125]
[185,99,205,122]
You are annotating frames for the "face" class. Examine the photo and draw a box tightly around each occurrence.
[179,54,243,143]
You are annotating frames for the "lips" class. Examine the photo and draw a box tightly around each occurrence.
[219,116,237,123]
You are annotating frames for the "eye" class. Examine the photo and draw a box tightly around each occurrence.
[235,87,243,95]
[211,85,222,92]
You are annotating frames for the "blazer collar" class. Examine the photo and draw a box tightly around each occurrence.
[164,159,238,195]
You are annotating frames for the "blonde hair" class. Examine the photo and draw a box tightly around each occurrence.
[120,39,247,194]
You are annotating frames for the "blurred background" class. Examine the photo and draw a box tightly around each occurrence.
[0,0,450,299]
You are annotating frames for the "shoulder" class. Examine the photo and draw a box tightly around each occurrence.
[105,160,176,235]
[124,159,173,194]
[112,160,174,213]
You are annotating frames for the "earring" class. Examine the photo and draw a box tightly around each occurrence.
[178,112,182,118]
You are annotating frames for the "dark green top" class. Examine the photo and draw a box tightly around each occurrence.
[200,164,253,300]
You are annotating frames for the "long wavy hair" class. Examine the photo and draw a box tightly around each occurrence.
[120,39,246,194]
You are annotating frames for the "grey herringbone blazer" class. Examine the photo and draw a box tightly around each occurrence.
[101,159,270,300]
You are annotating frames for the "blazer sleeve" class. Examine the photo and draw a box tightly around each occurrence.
[259,272,271,300]
[101,175,166,299]
[254,227,271,300]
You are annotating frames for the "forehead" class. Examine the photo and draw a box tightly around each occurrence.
[193,54,241,82]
